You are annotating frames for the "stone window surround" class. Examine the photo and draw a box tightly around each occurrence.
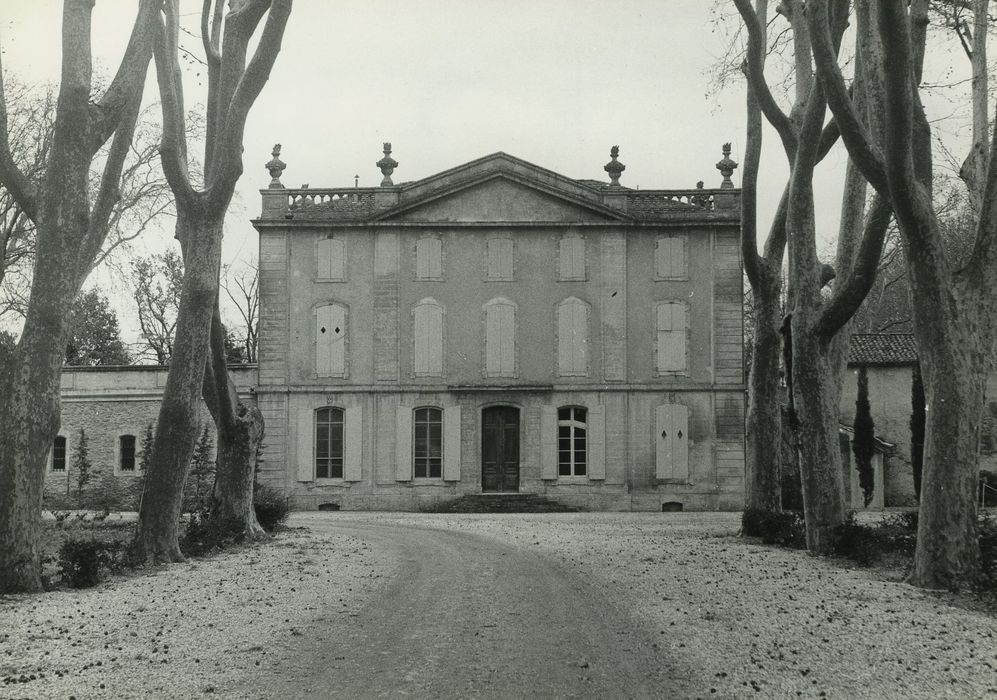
[412,405,444,480]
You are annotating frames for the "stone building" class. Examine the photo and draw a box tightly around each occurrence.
[250,145,746,511]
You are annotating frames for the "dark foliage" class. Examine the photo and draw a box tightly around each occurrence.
[64,289,131,366]
[57,538,124,588]
[420,494,580,513]
[180,513,245,558]
[910,363,925,500]
[979,470,997,507]
[978,517,997,592]
[741,509,806,548]
[253,483,291,532]
[853,368,876,507]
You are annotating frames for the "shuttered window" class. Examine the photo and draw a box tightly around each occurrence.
[484,298,516,377]
[557,297,588,376]
[317,237,346,281]
[558,234,585,280]
[413,407,443,478]
[655,404,689,480]
[413,299,444,376]
[655,301,687,374]
[51,436,67,472]
[655,235,687,279]
[416,236,443,280]
[486,237,514,281]
[315,407,344,479]
[316,303,347,377]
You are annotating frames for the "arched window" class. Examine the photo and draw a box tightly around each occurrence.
[558,233,585,280]
[51,435,67,472]
[485,237,514,281]
[655,301,687,374]
[558,406,587,477]
[415,236,443,280]
[557,297,589,376]
[317,237,346,280]
[413,298,444,376]
[413,407,443,478]
[315,303,348,376]
[484,298,516,377]
[315,407,345,479]
[119,435,136,472]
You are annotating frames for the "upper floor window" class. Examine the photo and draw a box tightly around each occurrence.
[484,298,516,377]
[485,237,514,281]
[315,407,345,479]
[655,301,688,374]
[415,236,443,280]
[51,436,67,472]
[413,298,444,377]
[558,234,585,280]
[557,297,589,377]
[655,235,687,279]
[119,435,136,472]
[558,406,587,477]
[413,407,443,478]
[317,236,346,281]
[315,303,348,377]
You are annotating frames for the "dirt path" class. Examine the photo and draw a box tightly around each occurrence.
[233,520,679,699]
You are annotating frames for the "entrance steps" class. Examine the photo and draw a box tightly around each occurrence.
[421,493,580,513]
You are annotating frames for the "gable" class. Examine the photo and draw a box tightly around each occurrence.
[384,176,620,223]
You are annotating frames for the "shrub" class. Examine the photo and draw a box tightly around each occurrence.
[742,509,806,549]
[58,538,123,588]
[978,516,997,592]
[254,483,291,532]
[832,513,880,567]
[180,513,244,558]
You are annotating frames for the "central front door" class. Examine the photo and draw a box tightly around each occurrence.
[481,406,520,492]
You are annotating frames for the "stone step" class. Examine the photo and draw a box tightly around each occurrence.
[422,493,580,514]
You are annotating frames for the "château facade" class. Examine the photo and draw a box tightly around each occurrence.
[250,145,746,511]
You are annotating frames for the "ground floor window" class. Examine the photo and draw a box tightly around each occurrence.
[119,435,136,472]
[414,407,443,478]
[316,407,344,478]
[558,406,587,476]
[52,436,66,471]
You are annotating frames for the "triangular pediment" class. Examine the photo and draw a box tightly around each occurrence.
[374,153,628,224]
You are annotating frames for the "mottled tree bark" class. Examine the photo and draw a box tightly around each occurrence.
[0,0,158,593]
[134,0,290,562]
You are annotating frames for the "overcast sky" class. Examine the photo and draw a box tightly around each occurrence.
[1,1,976,341]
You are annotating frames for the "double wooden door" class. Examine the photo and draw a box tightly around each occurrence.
[481,406,520,492]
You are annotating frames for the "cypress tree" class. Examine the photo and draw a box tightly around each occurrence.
[853,367,876,507]
[910,363,925,501]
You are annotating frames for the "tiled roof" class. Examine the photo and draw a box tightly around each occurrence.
[848,333,918,366]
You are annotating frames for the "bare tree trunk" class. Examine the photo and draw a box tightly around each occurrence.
[134,211,223,563]
[744,271,784,516]
[203,303,265,536]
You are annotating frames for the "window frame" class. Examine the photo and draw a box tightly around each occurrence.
[118,434,137,473]
[412,406,444,479]
[50,435,67,472]
[315,406,345,480]
[557,406,588,478]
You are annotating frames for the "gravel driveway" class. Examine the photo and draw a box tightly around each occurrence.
[2,512,995,699]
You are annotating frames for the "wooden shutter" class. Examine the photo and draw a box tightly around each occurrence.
[656,302,687,373]
[485,301,515,376]
[670,236,686,277]
[414,301,443,376]
[344,406,363,481]
[588,405,606,480]
[559,235,584,280]
[558,300,587,376]
[317,238,345,280]
[487,238,513,280]
[443,406,461,481]
[296,409,313,482]
[540,406,558,479]
[655,404,689,480]
[395,405,412,481]
[428,238,442,278]
[316,304,347,376]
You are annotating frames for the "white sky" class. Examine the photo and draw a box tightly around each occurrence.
[0,1,977,344]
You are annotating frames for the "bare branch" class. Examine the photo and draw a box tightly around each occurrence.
[154,1,197,210]
[0,55,38,222]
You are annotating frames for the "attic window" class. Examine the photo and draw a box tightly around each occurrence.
[485,237,514,281]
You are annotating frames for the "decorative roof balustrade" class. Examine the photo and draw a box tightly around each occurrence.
[276,187,379,220]
[627,188,739,218]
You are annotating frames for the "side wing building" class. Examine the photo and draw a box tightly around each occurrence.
[252,145,745,511]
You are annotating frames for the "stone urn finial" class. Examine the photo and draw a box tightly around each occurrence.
[376,142,398,187]
[266,144,286,189]
[604,145,625,187]
[716,142,738,189]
